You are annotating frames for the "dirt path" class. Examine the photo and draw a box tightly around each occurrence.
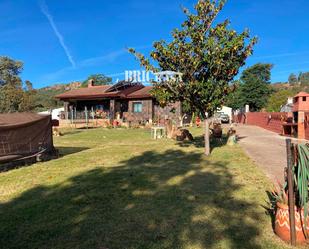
[235,125,292,183]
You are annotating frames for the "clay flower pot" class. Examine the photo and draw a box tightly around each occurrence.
[275,202,309,243]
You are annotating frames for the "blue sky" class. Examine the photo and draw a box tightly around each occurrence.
[0,0,309,88]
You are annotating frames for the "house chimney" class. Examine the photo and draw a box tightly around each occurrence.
[88,79,94,88]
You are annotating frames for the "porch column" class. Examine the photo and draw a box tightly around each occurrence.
[64,101,69,120]
[298,111,305,139]
[110,99,115,120]
[148,100,153,124]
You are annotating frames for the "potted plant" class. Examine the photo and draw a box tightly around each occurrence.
[272,182,309,243]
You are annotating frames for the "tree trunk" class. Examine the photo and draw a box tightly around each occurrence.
[204,118,210,156]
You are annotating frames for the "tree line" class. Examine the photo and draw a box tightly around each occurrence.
[0,57,36,113]
[226,64,309,113]
[0,56,112,113]
[0,54,305,114]
[288,72,309,86]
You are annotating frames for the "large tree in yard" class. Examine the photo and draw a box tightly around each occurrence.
[0,56,24,113]
[239,63,273,112]
[129,0,257,155]
[0,56,36,113]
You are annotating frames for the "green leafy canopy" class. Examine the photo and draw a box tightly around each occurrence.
[81,74,112,87]
[129,0,257,118]
[0,56,36,113]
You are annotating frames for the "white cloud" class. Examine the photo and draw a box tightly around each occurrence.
[39,0,76,68]
[39,45,151,83]
[79,49,127,68]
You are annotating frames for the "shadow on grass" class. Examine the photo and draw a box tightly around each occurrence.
[59,129,84,136]
[56,146,90,157]
[177,135,228,152]
[77,127,99,130]
[0,147,90,173]
[263,191,277,231]
[0,149,263,249]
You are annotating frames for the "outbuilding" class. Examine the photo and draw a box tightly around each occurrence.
[0,113,54,164]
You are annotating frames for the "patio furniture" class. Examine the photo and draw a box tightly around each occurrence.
[282,123,298,137]
[151,126,166,139]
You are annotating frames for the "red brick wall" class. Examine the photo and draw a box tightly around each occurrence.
[304,112,309,140]
[246,112,287,134]
[233,113,246,124]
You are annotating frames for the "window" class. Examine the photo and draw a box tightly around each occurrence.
[303,97,307,102]
[133,102,142,113]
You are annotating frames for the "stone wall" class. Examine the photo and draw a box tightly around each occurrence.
[154,102,181,124]
[123,99,153,123]
[123,100,182,125]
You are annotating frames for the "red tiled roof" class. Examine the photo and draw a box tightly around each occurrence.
[55,85,112,100]
[116,85,144,97]
[127,86,153,98]
[55,84,153,100]
[294,92,309,97]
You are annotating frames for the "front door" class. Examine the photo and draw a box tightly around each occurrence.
[115,100,129,119]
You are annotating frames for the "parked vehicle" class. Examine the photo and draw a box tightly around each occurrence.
[220,113,230,123]
[214,112,230,124]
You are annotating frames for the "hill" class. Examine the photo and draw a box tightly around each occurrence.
[34,82,81,111]
[265,82,309,112]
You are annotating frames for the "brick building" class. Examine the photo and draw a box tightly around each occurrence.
[55,80,181,125]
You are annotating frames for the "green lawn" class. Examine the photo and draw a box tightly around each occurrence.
[0,128,294,249]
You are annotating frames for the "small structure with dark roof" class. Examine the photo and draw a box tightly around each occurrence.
[55,81,181,125]
[0,113,55,165]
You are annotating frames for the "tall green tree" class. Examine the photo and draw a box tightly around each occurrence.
[299,72,309,86]
[265,89,296,112]
[20,81,37,112]
[288,73,298,85]
[0,85,24,113]
[0,56,36,113]
[129,0,257,155]
[0,57,24,112]
[81,74,112,87]
[238,63,273,111]
[0,56,23,87]
[298,72,302,82]
[225,81,242,110]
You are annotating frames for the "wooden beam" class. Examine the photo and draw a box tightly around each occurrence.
[286,139,296,246]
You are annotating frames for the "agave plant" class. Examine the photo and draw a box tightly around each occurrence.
[271,181,288,207]
[295,144,309,237]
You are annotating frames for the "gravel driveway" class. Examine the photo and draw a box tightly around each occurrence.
[234,125,298,183]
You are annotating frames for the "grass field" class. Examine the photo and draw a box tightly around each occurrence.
[0,128,295,249]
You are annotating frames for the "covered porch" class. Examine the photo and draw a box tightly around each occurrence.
[61,98,129,121]
[55,81,157,127]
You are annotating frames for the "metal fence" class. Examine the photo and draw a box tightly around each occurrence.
[59,110,111,121]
